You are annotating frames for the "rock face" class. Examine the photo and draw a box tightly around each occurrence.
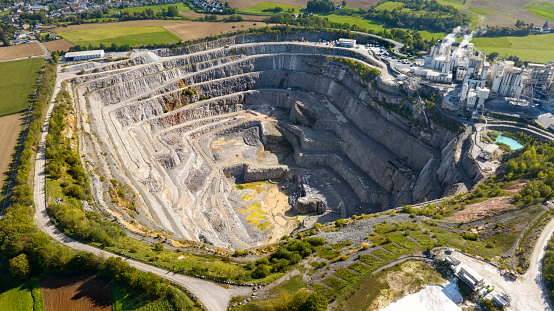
[295,197,327,214]
[75,38,471,249]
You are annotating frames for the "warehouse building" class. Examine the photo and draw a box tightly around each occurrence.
[64,50,105,61]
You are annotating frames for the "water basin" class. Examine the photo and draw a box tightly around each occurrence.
[495,133,524,150]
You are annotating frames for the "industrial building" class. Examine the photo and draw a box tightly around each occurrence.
[456,264,485,290]
[64,50,105,61]
[338,38,356,48]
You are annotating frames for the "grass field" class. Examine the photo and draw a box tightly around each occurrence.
[525,1,554,21]
[112,282,199,311]
[471,33,554,63]
[0,280,34,311]
[238,1,303,15]
[43,39,75,52]
[321,14,385,31]
[469,7,490,15]
[373,1,405,11]
[0,58,44,117]
[110,2,190,14]
[56,25,181,47]
[435,0,466,10]
[0,42,43,61]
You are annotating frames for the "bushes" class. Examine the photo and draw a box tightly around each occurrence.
[251,237,326,279]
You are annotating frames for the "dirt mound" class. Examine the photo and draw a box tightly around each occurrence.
[42,275,112,311]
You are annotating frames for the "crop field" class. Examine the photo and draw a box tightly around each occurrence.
[0,42,43,61]
[110,2,190,14]
[56,25,181,47]
[0,58,44,117]
[227,0,380,10]
[464,0,553,26]
[54,21,266,47]
[0,114,24,192]
[163,21,264,40]
[43,39,75,52]
[42,275,112,311]
[471,33,554,63]
[238,1,304,14]
[525,1,554,21]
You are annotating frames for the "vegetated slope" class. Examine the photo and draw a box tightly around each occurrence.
[0,58,44,117]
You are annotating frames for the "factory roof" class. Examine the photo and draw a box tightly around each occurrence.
[65,50,105,58]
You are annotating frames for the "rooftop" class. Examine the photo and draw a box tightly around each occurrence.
[65,49,105,58]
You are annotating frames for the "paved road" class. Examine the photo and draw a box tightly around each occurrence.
[32,67,250,311]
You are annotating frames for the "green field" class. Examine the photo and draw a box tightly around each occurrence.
[471,33,554,63]
[525,2,554,22]
[469,7,490,15]
[112,282,200,311]
[57,26,182,47]
[373,1,404,11]
[110,2,191,14]
[0,58,44,117]
[321,14,385,31]
[0,282,33,311]
[435,0,466,10]
[238,2,303,15]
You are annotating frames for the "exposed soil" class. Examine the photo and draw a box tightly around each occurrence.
[0,42,43,61]
[447,196,518,222]
[43,39,76,52]
[41,275,112,311]
[0,114,25,184]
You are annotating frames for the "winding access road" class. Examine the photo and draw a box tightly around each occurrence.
[32,67,250,311]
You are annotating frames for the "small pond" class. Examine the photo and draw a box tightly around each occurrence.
[495,133,524,150]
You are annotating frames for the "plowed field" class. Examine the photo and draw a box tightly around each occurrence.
[42,275,112,311]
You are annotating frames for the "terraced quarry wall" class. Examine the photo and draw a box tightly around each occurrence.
[74,40,469,249]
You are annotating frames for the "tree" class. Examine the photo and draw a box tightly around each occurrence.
[252,264,271,279]
[544,21,549,29]
[154,242,164,252]
[10,254,30,279]
[342,0,346,6]
[300,293,327,311]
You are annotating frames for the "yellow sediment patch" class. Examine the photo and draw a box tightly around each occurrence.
[241,193,255,201]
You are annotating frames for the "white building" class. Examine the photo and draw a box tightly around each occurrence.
[64,50,105,61]
[488,60,524,98]
[338,38,356,48]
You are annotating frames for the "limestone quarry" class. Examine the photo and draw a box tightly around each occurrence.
[72,31,479,249]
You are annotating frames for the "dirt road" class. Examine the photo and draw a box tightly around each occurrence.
[454,215,554,311]
[32,66,250,311]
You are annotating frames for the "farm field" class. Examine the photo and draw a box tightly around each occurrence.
[238,1,303,15]
[0,42,43,61]
[54,20,267,47]
[227,0,380,10]
[465,0,553,26]
[0,114,24,193]
[55,25,181,47]
[525,1,554,21]
[0,58,44,117]
[43,39,75,52]
[41,275,112,311]
[471,33,554,63]
[109,2,191,14]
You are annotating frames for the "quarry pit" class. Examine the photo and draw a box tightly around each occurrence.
[72,32,480,249]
